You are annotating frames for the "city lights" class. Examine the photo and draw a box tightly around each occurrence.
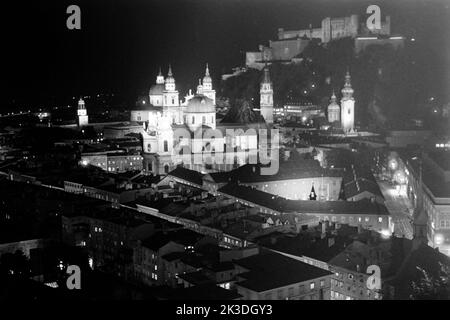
[434,234,444,245]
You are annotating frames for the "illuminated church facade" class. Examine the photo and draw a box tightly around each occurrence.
[131,65,272,175]
[327,71,355,134]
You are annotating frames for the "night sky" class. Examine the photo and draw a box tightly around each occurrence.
[3,0,449,107]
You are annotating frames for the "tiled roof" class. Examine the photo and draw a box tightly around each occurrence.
[218,183,389,215]
[234,251,332,292]
[167,166,204,187]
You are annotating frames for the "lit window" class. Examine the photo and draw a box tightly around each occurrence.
[320,280,325,287]
[378,217,383,223]
[310,282,315,290]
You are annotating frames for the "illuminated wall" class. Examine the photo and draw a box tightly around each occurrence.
[243,176,342,201]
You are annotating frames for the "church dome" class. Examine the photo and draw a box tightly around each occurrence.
[328,92,340,109]
[149,83,164,95]
[186,95,215,113]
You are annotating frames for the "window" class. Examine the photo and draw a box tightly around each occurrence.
[164,164,169,173]
[164,140,168,152]
[365,217,370,222]
[320,280,325,287]
[192,116,195,124]
[202,116,206,124]
[310,282,315,290]
[378,217,383,223]
[348,109,351,115]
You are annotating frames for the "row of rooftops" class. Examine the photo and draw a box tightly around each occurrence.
[168,159,343,187]
[217,183,389,216]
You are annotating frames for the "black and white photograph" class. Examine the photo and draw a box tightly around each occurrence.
[1,0,449,307]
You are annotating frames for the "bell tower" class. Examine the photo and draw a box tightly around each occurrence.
[77,98,88,127]
[260,66,274,124]
[340,70,355,133]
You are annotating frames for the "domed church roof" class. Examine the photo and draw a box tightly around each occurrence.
[186,95,215,113]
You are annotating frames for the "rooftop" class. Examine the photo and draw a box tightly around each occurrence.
[218,183,389,215]
[234,250,332,292]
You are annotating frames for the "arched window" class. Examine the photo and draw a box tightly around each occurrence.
[164,164,169,174]
[202,116,206,124]
[164,140,168,152]
[192,116,195,124]
[147,143,152,152]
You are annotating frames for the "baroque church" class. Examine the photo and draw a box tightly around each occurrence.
[327,71,355,134]
[131,64,273,175]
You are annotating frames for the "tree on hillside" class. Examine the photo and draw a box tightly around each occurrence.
[410,263,450,300]
[221,99,265,124]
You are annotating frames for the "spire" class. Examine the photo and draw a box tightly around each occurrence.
[331,90,337,103]
[341,69,354,99]
[156,67,165,84]
[309,184,317,200]
[344,69,351,87]
[202,63,212,88]
[167,64,173,77]
[78,97,85,109]
[262,66,271,84]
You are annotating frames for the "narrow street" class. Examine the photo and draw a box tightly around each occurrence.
[377,179,414,239]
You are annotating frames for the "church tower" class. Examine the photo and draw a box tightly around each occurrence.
[309,184,317,200]
[156,67,164,84]
[327,90,340,123]
[200,63,216,105]
[163,65,181,124]
[260,66,274,124]
[340,70,355,133]
[77,98,88,127]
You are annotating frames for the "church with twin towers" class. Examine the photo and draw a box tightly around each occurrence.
[130,64,274,175]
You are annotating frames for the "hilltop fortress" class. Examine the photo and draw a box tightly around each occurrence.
[246,13,404,69]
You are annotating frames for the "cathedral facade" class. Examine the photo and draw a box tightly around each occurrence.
[131,65,272,175]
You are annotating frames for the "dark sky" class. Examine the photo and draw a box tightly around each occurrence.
[3,0,449,107]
